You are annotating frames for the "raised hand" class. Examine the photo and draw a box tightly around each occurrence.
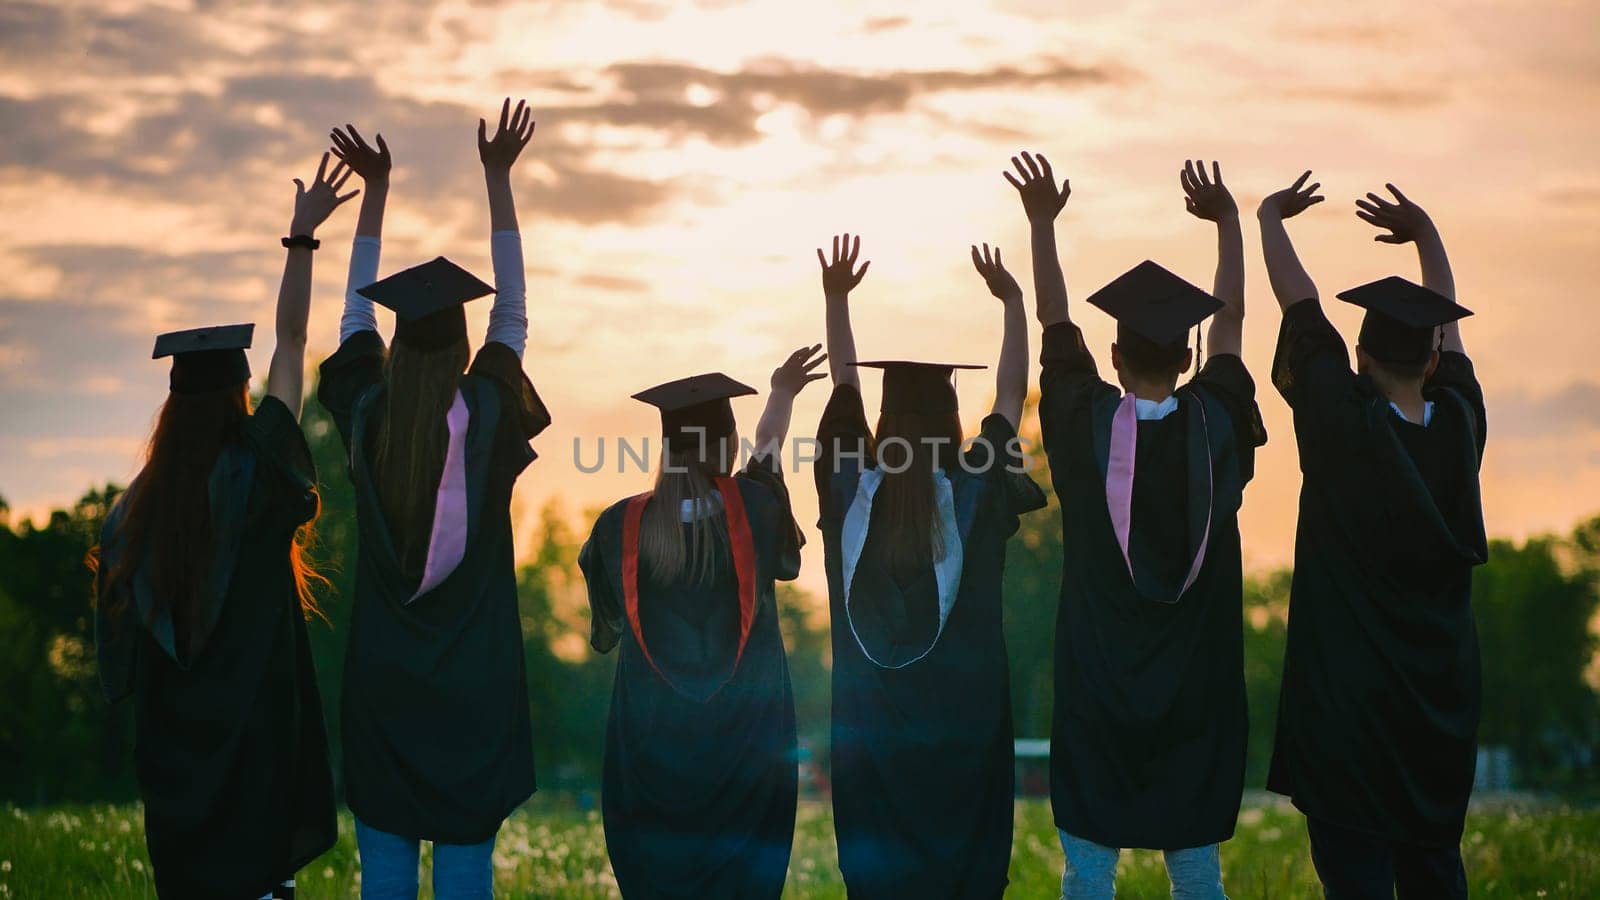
[1181,160,1237,222]
[290,152,358,236]
[970,243,1022,302]
[1355,184,1436,244]
[1258,171,1325,221]
[478,98,535,172]
[329,124,391,182]
[817,233,870,296]
[772,344,828,396]
[1004,151,1071,223]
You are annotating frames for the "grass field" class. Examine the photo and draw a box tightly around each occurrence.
[1,796,1595,898]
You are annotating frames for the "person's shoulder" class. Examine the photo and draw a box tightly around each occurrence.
[735,466,782,512]
[587,496,637,540]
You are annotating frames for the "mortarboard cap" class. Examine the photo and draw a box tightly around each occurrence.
[356,256,494,351]
[1339,276,1472,365]
[852,360,984,414]
[633,373,757,446]
[152,323,254,394]
[1087,260,1223,347]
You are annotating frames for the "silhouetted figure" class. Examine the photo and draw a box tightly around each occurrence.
[810,234,1045,898]
[94,154,356,899]
[1015,153,1266,899]
[1260,175,1485,899]
[316,101,550,899]
[578,348,823,899]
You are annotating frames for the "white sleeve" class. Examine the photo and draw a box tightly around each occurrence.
[340,236,381,343]
[485,230,527,358]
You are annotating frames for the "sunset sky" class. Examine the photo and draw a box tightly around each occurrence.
[2,0,1598,595]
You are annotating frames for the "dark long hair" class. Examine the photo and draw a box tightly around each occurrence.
[94,385,325,655]
[872,408,964,574]
[639,427,737,585]
[372,337,470,576]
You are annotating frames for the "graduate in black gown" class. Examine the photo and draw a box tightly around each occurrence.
[94,154,355,899]
[810,234,1046,898]
[316,102,551,898]
[1258,174,1486,899]
[1010,154,1267,898]
[579,348,824,899]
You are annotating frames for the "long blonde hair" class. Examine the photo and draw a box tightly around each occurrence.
[639,429,737,585]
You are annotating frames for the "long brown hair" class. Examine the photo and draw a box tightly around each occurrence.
[96,385,325,654]
[372,336,470,576]
[639,428,737,585]
[872,409,964,574]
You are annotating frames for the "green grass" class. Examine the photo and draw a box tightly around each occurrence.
[1,797,1595,897]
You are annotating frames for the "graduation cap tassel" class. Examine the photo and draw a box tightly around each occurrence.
[1195,321,1205,371]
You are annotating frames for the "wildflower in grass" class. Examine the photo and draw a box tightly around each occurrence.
[0,862,8,872]
[131,860,144,873]
[323,866,334,879]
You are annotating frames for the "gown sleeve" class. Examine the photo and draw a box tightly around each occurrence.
[1426,351,1487,461]
[741,450,805,581]
[1038,321,1111,454]
[813,383,873,526]
[1191,353,1269,485]
[469,341,552,443]
[317,329,387,449]
[243,395,320,527]
[966,412,1048,538]
[578,508,624,654]
[1271,299,1355,408]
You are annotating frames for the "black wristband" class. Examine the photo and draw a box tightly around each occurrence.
[281,235,321,250]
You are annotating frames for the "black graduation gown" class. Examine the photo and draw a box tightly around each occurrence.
[318,331,551,844]
[95,396,336,900]
[1038,322,1266,850]
[1265,299,1488,848]
[814,384,1047,900]
[578,455,803,900]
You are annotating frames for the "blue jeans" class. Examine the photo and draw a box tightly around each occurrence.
[1059,829,1226,899]
[354,817,497,900]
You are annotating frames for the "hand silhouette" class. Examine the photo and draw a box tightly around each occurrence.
[1004,151,1071,223]
[289,152,358,236]
[1355,184,1435,244]
[772,344,828,396]
[970,243,1022,302]
[329,124,390,182]
[1258,171,1325,220]
[817,233,870,296]
[1181,159,1237,222]
[478,98,535,172]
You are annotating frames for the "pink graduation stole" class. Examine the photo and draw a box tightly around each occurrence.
[1105,393,1213,602]
[407,391,471,603]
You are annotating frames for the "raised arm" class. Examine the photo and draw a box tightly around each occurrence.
[970,243,1027,428]
[1356,183,1463,354]
[817,233,870,389]
[1256,170,1326,314]
[479,98,536,357]
[1182,160,1245,359]
[328,124,391,342]
[266,153,357,418]
[1004,151,1072,328]
[754,344,828,462]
